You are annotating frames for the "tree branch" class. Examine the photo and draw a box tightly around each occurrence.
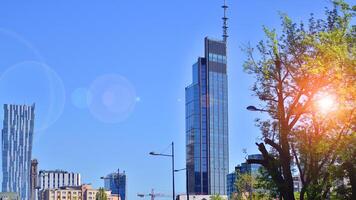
[265,138,283,155]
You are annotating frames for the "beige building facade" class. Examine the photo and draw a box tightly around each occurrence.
[41,184,119,200]
[176,195,228,200]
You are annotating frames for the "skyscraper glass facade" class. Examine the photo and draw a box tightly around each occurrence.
[186,38,228,195]
[104,170,127,200]
[2,104,35,200]
[226,172,236,198]
[226,154,264,197]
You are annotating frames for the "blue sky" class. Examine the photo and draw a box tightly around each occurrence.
[0,0,344,199]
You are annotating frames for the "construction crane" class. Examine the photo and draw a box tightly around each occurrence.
[137,189,172,200]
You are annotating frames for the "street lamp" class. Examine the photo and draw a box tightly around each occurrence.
[174,168,189,200]
[246,105,268,112]
[101,169,121,200]
[149,142,175,200]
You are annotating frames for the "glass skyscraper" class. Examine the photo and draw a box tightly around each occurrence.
[103,170,127,200]
[226,154,263,198]
[2,104,35,200]
[186,37,229,195]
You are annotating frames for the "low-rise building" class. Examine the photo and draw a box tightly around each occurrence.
[38,170,82,200]
[43,188,82,200]
[38,170,82,190]
[0,193,20,200]
[41,184,119,200]
[293,176,302,193]
[176,195,227,200]
[82,184,118,200]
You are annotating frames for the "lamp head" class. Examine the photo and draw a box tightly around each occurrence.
[246,105,258,111]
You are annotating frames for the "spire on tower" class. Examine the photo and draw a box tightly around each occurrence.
[222,0,229,42]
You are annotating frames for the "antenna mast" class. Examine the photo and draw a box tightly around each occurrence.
[222,0,229,42]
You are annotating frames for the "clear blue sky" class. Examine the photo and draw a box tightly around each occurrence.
[0,0,344,199]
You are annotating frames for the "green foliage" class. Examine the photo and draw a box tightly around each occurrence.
[232,170,278,200]
[209,194,224,200]
[243,0,355,199]
[234,173,255,200]
[255,168,279,199]
[96,188,108,200]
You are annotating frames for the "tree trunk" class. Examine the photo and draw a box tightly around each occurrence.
[279,125,295,200]
[345,161,356,200]
[282,164,295,200]
[299,186,307,200]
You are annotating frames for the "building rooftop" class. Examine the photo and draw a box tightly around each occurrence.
[39,169,80,174]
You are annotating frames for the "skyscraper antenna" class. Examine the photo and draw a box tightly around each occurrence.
[222,0,228,42]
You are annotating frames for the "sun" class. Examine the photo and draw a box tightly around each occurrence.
[316,94,336,113]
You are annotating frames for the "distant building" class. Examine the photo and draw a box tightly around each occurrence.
[176,194,227,200]
[30,159,39,200]
[0,193,20,200]
[103,169,127,200]
[226,172,236,199]
[226,154,263,198]
[293,176,302,193]
[38,170,81,200]
[2,104,36,200]
[239,154,263,175]
[42,184,119,200]
[83,184,119,200]
[42,187,82,200]
[38,170,81,189]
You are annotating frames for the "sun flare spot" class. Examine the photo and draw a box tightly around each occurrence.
[316,94,336,114]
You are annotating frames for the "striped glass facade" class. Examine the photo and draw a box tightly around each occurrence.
[2,104,35,200]
[186,38,229,195]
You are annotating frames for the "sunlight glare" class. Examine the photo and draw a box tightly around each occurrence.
[316,95,336,114]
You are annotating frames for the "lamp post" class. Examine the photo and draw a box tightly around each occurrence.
[174,168,189,200]
[149,142,175,200]
[101,169,121,200]
[246,105,283,199]
[246,105,269,112]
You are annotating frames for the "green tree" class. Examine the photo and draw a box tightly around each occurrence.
[255,168,279,199]
[234,171,275,200]
[96,188,108,200]
[235,173,255,200]
[210,194,225,200]
[243,1,355,199]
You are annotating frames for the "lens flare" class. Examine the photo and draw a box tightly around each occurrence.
[88,74,137,123]
[316,94,336,114]
[0,61,66,132]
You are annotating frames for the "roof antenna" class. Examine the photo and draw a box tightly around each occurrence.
[222,0,229,42]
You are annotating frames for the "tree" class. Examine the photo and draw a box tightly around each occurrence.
[210,194,225,200]
[289,2,355,199]
[254,168,279,199]
[235,173,256,200]
[243,1,355,199]
[96,188,108,200]
[234,170,277,200]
